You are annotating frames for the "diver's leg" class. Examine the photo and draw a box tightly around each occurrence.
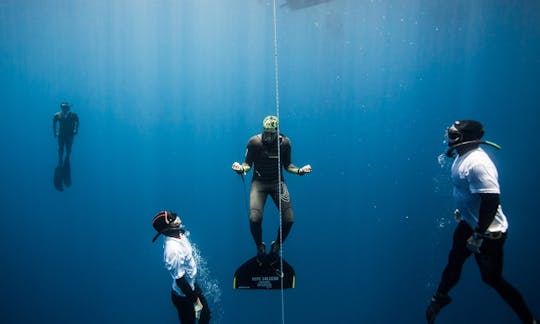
[249,180,267,256]
[269,181,294,248]
[437,221,473,294]
[475,235,536,323]
[427,221,472,323]
[171,291,196,324]
[64,135,73,162]
[268,182,294,261]
[57,137,65,165]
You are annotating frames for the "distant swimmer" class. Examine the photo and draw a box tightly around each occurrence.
[53,102,78,165]
[152,211,211,324]
[52,102,79,191]
[232,115,311,266]
[426,120,538,324]
[282,0,331,10]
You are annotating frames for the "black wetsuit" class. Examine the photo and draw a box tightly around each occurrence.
[53,111,79,164]
[436,220,535,323]
[243,134,297,247]
[430,146,536,323]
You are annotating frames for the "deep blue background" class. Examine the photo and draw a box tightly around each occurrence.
[1,1,539,323]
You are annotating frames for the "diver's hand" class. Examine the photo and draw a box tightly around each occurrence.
[54,132,58,138]
[466,233,484,254]
[298,164,312,175]
[193,298,203,319]
[232,162,245,174]
[73,129,78,135]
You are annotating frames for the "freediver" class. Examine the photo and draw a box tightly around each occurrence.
[282,0,332,10]
[52,102,79,167]
[426,120,538,324]
[152,211,211,324]
[232,115,312,266]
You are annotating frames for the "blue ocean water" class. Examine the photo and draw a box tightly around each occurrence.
[1,0,539,323]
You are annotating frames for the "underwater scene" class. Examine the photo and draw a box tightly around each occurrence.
[1,0,539,323]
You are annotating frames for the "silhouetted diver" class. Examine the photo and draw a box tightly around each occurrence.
[281,0,332,10]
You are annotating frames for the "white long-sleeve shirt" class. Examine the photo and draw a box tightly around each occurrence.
[451,147,508,233]
[163,235,197,296]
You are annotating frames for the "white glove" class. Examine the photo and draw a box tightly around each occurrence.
[232,162,246,174]
[453,209,461,222]
[466,232,484,254]
[193,298,203,319]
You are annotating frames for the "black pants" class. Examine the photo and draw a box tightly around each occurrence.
[171,284,211,324]
[57,134,74,163]
[249,180,294,246]
[437,221,534,323]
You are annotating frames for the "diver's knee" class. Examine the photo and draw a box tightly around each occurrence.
[480,274,501,287]
[249,209,262,223]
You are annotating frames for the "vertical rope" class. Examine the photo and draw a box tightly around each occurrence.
[271,1,286,324]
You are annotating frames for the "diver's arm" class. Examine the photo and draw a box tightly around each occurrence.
[175,276,199,303]
[73,113,79,134]
[286,164,312,175]
[476,193,500,234]
[233,141,254,174]
[176,276,203,316]
[286,164,301,174]
[282,137,311,175]
[466,193,499,253]
[52,114,58,137]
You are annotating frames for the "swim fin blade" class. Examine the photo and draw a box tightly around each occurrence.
[63,160,71,187]
[54,164,64,191]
